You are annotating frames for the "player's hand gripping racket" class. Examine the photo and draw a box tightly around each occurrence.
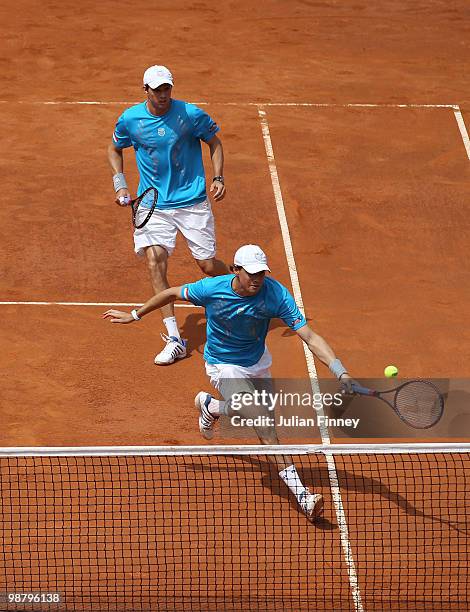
[119,187,158,229]
[351,380,444,429]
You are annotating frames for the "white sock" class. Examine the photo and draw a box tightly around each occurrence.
[278,465,306,502]
[163,316,180,340]
[208,397,223,416]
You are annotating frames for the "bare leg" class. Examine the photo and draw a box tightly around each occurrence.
[144,245,186,364]
[221,395,323,520]
[196,373,323,519]
[222,396,291,471]
[144,245,174,320]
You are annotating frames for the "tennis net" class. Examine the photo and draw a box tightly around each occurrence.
[0,444,469,611]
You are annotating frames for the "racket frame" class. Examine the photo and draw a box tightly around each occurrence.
[351,380,444,429]
[130,187,158,229]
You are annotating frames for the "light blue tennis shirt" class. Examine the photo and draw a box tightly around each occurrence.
[182,275,307,367]
[112,99,219,209]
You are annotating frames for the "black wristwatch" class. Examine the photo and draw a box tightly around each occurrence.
[213,176,224,184]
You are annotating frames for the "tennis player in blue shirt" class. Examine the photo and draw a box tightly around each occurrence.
[107,65,229,366]
[103,245,357,521]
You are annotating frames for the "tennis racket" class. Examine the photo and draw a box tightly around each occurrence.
[120,187,158,229]
[351,380,444,429]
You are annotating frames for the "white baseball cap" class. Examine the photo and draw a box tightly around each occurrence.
[234,245,271,274]
[143,65,174,89]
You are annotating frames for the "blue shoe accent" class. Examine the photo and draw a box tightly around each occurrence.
[195,392,218,440]
[154,334,187,365]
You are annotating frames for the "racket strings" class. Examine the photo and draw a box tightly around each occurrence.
[395,381,443,428]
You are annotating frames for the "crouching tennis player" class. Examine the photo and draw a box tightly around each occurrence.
[103,244,357,521]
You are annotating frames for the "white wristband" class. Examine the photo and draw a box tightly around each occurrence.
[329,358,348,379]
[113,172,128,192]
[131,309,141,321]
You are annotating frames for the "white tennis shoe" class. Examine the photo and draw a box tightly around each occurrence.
[154,334,187,365]
[299,488,324,522]
[194,391,219,440]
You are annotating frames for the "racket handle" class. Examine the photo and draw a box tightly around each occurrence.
[351,383,376,396]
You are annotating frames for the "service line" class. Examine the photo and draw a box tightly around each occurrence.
[0,100,460,108]
[0,301,198,308]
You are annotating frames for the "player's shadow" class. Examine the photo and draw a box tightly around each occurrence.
[179,312,206,356]
[186,455,468,535]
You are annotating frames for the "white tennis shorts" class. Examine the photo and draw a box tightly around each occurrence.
[133,199,216,259]
[205,346,273,400]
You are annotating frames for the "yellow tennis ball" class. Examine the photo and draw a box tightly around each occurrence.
[384,365,398,378]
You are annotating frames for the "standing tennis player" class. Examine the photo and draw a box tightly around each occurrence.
[103,245,357,521]
[107,64,229,365]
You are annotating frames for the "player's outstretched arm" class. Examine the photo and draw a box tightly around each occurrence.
[295,324,357,392]
[103,287,183,324]
[295,325,337,365]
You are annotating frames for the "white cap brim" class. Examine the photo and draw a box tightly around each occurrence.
[241,263,271,274]
[145,77,173,89]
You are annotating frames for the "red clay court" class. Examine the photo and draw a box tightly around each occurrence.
[1,1,470,610]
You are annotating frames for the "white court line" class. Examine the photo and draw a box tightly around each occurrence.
[453,106,470,160]
[0,100,459,108]
[257,107,364,611]
[0,301,198,308]
[257,107,323,433]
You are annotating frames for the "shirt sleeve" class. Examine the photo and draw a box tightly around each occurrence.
[112,112,132,149]
[276,285,307,331]
[181,278,208,306]
[188,105,220,143]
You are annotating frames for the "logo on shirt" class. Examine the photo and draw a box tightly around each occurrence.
[290,317,302,327]
[157,128,166,137]
[236,306,247,314]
